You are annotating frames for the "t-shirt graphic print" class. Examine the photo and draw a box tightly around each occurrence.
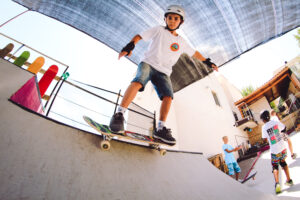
[262,120,286,154]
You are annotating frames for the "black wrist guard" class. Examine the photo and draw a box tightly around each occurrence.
[203,58,216,68]
[121,41,135,55]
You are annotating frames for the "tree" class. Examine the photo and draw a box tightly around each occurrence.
[294,28,300,47]
[241,85,255,97]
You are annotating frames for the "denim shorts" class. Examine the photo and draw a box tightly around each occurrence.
[132,62,173,100]
[227,162,241,175]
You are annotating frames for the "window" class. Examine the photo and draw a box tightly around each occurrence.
[211,91,221,107]
[233,111,238,121]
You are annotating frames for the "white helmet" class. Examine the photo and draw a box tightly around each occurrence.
[164,5,185,21]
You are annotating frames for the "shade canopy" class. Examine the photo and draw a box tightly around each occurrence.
[13,0,300,92]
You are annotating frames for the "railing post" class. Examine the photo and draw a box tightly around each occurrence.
[45,70,69,117]
[113,89,121,114]
[45,66,69,108]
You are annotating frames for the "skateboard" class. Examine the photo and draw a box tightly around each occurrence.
[0,43,14,59]
[240,151,261,184]
[240,171,257,184]
[83,115,172,155]
[27,56,45,74]
[38,65,58,97]
[13,51,30,67]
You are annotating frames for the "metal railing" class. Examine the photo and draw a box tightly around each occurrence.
[0,33,156,138]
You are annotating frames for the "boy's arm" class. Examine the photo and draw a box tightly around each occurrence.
[261,128,269,144]
[118,34,142,60]
[192,51,218,72]
[224,146,242,153]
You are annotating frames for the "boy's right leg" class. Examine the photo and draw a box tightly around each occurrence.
[287,138,296,159]
[272,153,281,194]
[109,82,142,132]
[120,82,143,108]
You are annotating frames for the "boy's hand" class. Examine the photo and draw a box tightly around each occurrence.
[119,40,136,60]
[118,51,132,60]
[211,64,218,72]
[234,146,242,151]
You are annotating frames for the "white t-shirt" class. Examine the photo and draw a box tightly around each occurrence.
[271,115,279,122]
[262,120,286,154]
[140,26,195,76]
[222,144,236,164]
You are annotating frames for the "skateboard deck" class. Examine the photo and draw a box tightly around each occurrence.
[13,51,30,67]
[0,43,14,59]
[38,65,58,97]
[241,151,261,184]
[240,171,257,184]
[27,56,45,74]
[83,115,172,155]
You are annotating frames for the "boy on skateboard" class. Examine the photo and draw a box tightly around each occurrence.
[271,110,297,159]
[109,5,218,145]
[260,110,293,194]
[222,136,242,180]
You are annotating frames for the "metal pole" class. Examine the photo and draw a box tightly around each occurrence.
[45,69,69,117]
[45,66,69,108]
[113,89,121,114]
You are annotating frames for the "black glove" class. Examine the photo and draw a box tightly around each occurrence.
[121,41,135,55]
[203,58,216,68]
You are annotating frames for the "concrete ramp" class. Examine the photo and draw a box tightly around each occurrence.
[0,59,279,200]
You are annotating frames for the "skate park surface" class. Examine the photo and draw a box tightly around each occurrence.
[0,59,299,199]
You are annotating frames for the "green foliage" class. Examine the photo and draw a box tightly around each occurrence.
[295,29,300,47]
[241,85,255,97]
[270,101,279,113]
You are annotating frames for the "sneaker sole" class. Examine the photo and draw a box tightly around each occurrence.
[153,135,176,145]
[109,127,125,135]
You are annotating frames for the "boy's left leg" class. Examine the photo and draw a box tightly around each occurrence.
[154,96,176,144]
[233,162,241,180]
[278,150,293,186]
[151,71,176,145]
[159,96,172,122]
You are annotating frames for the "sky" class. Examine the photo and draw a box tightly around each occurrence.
[0,0,299,93]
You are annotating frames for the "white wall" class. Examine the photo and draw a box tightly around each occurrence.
[217,74,244,120]
[173,73,248,157]
[249,96,271,125]
[128,73,248,158]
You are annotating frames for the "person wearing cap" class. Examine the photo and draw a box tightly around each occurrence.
[109,5,218,145]
[260,110,293,194]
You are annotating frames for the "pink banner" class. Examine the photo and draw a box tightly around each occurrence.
[10,76,44,114]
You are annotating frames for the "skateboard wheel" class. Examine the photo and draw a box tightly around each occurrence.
[160,149,167,156]
[100,140,111,150]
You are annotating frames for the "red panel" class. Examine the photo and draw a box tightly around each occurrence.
[38,65,58,97]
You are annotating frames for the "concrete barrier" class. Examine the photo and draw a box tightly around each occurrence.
[0,59,278,200]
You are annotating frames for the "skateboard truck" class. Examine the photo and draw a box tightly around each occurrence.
[100,135,112,150]
[150,144,167,156]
